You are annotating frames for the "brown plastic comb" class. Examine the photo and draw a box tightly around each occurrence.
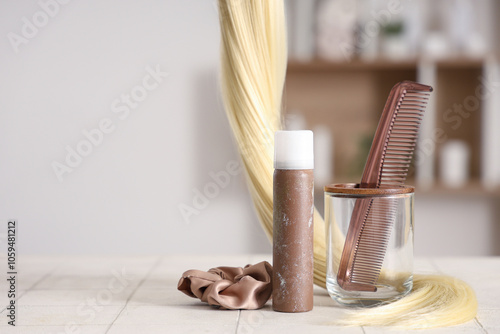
[337,81,433,292]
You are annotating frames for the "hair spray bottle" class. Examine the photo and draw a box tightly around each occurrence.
[272,130,314,313]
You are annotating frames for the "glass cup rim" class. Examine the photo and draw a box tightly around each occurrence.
[324,183,415,195]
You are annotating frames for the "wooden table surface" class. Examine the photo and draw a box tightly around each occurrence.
[0,255,499,333]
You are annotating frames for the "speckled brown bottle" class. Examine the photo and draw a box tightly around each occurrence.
[272,130,314,313]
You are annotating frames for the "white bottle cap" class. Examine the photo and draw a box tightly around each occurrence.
[274,130,314,170]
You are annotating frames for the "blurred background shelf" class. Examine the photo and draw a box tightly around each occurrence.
[287,58,485,72]
[284,58,491,186]
[284,0,500,256]
[287,59,418,71]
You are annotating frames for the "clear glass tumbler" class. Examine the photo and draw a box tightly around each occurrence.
[324,183,414,307]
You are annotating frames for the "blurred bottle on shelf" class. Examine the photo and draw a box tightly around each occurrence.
[288,0,316,61]
[355,0,378,61]
[440,140,470,188]
[422,32,452,60]
[448,0,489,58]
[481,57,500,190]
[402,0,424,57]
[421,0,490,60]
[285,0,294,58]
[313,124,333,187]
[316,0,357,61]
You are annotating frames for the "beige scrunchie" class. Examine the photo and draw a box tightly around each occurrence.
[177,261,273,310]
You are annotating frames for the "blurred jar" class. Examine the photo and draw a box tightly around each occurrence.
[440,140,470,188]
[325,183,414,306]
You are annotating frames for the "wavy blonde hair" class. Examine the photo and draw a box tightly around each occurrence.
[217,0,477,329]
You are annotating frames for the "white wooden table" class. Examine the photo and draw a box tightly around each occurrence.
[1,255,499,333]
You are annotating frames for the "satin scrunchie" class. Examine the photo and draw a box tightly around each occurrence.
[177,261,273,310]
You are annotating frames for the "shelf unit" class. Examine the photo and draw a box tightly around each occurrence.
[284,58,500,193]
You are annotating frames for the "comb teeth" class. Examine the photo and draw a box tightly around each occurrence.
[380,91,430,186]
[349,198,398,286]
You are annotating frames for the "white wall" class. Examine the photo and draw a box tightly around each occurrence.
[0,0,271,255]
[414,196,499,256]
